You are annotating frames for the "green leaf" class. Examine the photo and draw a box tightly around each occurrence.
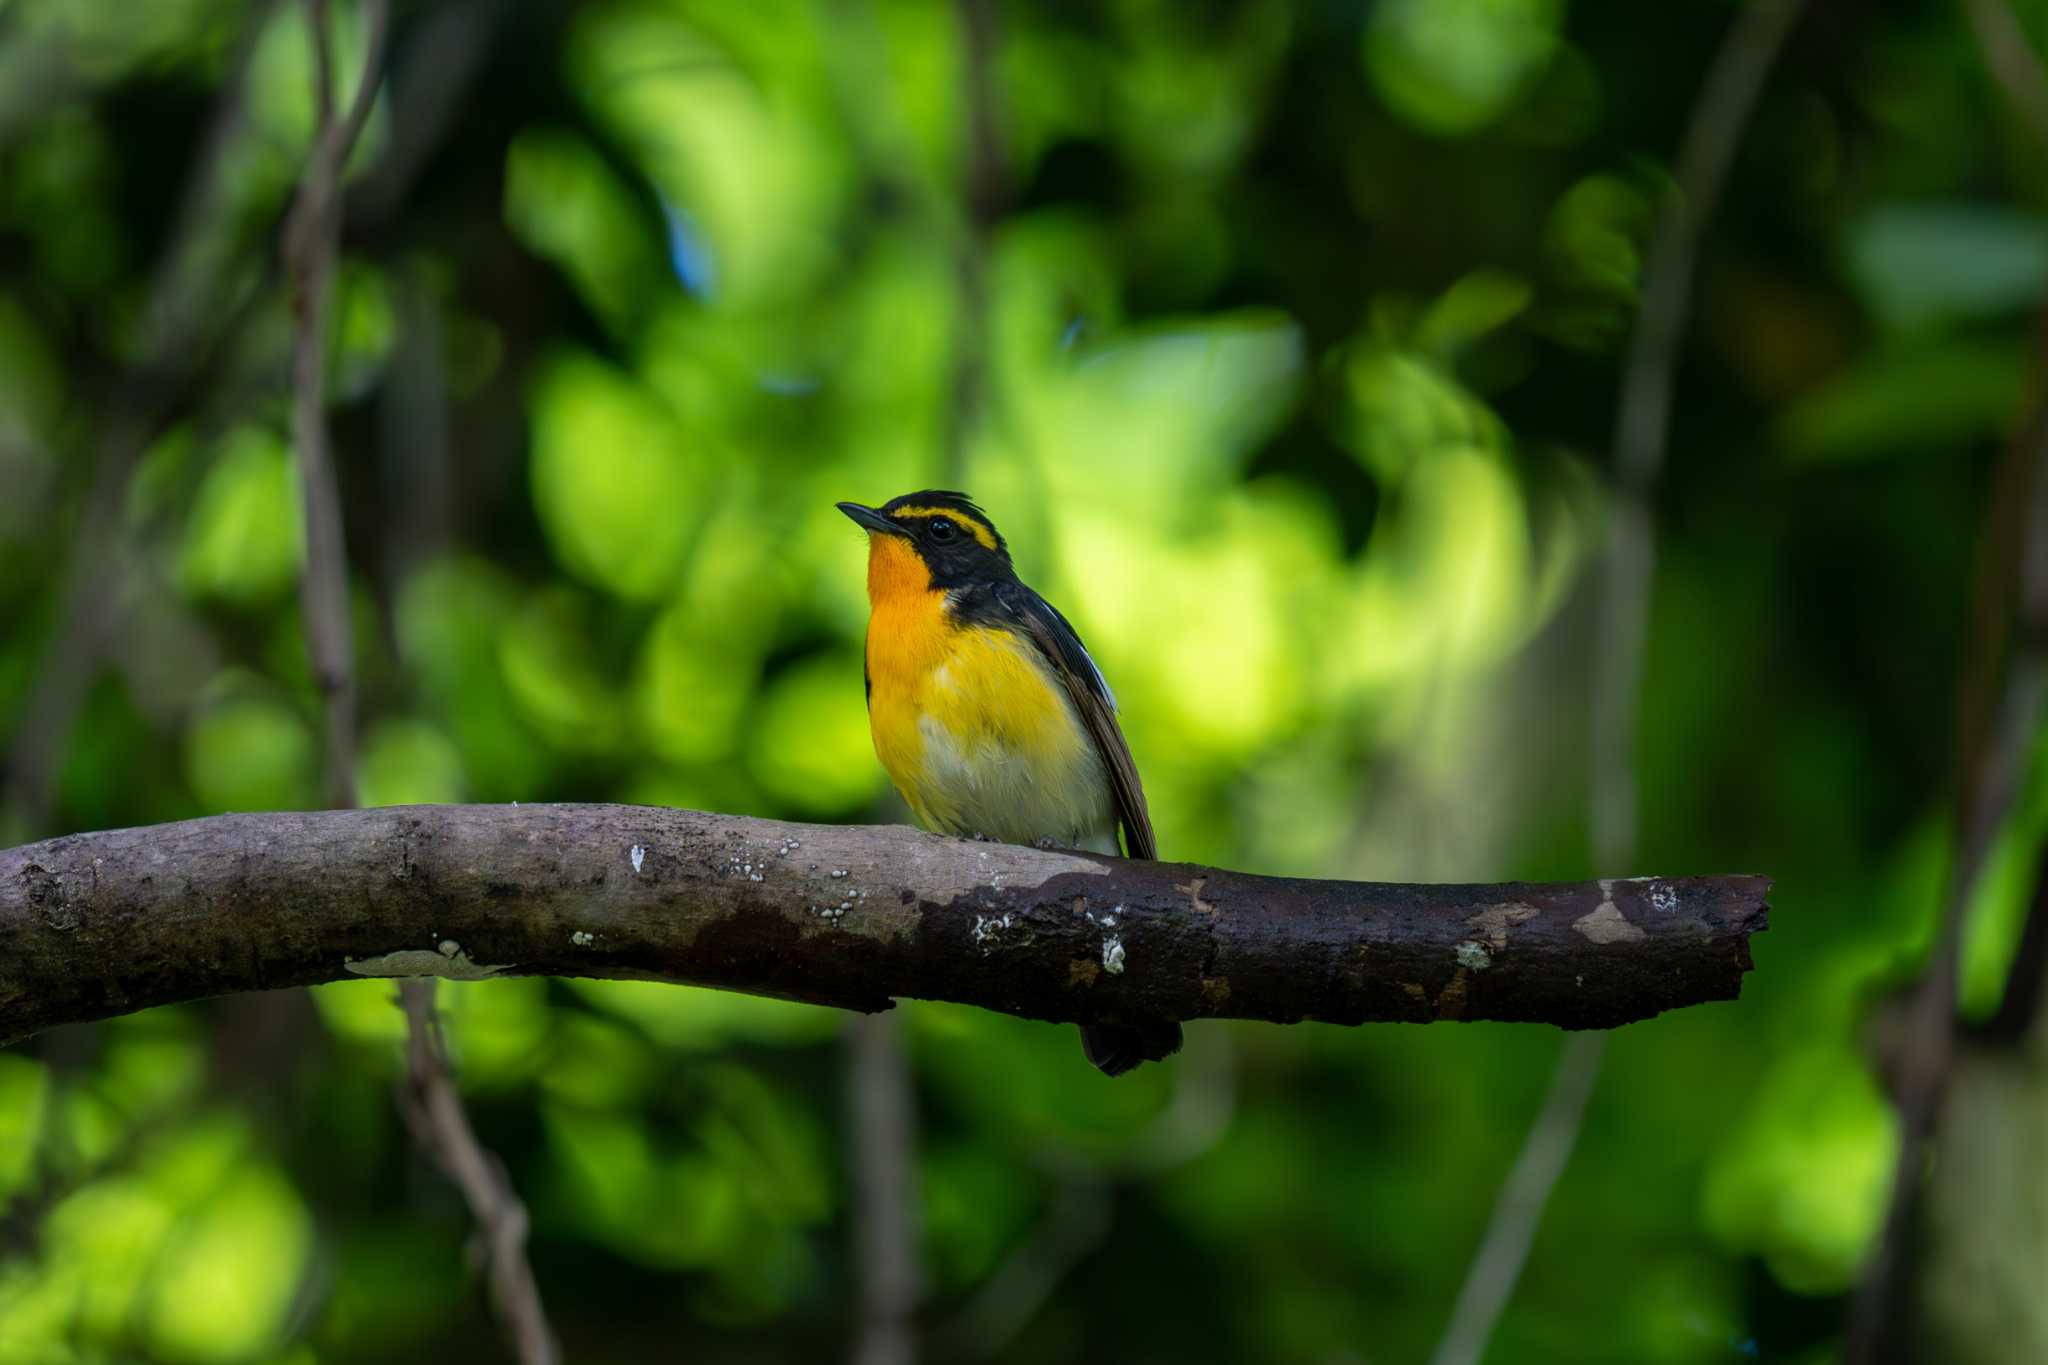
[0,1055,48,1199]
[183,689,316,813]
[177,429,303,607]
[1846,204,2048,333]
[1364,0,1564,137]
[528,350,704,601]
[746,651,883,815]
[1781,337,2027,462]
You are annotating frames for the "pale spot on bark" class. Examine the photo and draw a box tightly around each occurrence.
[1201,976,1232,1008]
[1574,881,1646,944]
[1176,877,1216,914]
[1068,958,1101,988]
[1466,901,1539,950]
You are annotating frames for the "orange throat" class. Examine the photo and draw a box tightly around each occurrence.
[863,533,951,698]
[861,534,950,817]
[866,532,935,610]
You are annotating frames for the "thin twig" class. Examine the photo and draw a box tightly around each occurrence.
[399,985,560,1365]
[1844,9,2048,1348]
[848,1012,921,1365]
[1982,835,2048,1044]
[940,0,1003,485]
[935,1030,1238,1360]
[1959,0,2048,153]
[1954,0,2048,1063]
[1594,0,1808,863]
[283,0,388,811]
[281,5,557,1360]
[1844,337,2048,1362]
[938,1178,1112,1360]
[347,0,503,231]
[1431,4,1805,1363]
[1426,1032,1605,1365]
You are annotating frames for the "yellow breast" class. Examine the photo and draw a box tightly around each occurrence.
[862,537,1113,846]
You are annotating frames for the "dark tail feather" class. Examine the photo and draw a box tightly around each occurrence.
[1079,1022,1183,1077]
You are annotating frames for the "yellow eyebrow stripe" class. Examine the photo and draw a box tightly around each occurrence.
[893,506,999,552]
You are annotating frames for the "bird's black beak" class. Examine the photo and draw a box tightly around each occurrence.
[837,502,903,537]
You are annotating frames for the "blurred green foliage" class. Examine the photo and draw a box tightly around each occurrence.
[0,0,2040,1361]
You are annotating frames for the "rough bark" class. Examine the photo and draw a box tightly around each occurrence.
[0,804,1769,1046]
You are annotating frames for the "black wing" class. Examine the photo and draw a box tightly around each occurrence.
[987,579,1157,860]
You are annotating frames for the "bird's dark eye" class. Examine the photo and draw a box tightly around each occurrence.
[927,518,958,543]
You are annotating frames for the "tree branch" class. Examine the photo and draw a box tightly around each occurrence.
[0,804,1767,1047]
[1959,0,2048,155]
[283,0,388,811]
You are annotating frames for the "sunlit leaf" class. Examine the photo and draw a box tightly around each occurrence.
[0,1055,48,1199]
[567,980,841,1050]
[1703,1046,1899,1295]
[569,2,847,306]
[1414,268,1534,355]
[396,556,550,799]
[183,686,316,813]
[499,587,626,752]
[1364,0,1564,137]
[505,128,666,334]
[357,717,466,808]
[177,428,303,606]
[1781,337,2026,461]
[146,1165,312,1361]
[528,350,705,601]
[439,977,554,1090]
[309,979,408,1052]
[1846,203,2048,333]
[746,651,882,813]
[1543,171,1651,305]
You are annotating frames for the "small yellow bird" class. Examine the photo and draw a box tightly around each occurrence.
[838,491,1182,1075]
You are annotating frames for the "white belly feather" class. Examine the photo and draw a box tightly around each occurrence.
[913,661,1121,855]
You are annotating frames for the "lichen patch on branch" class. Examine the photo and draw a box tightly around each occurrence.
[1467,901,1540,949]
[345,939,507,979]
[1101,933,1126,974]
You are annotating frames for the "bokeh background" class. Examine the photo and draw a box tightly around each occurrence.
[3,0,2045,1361]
